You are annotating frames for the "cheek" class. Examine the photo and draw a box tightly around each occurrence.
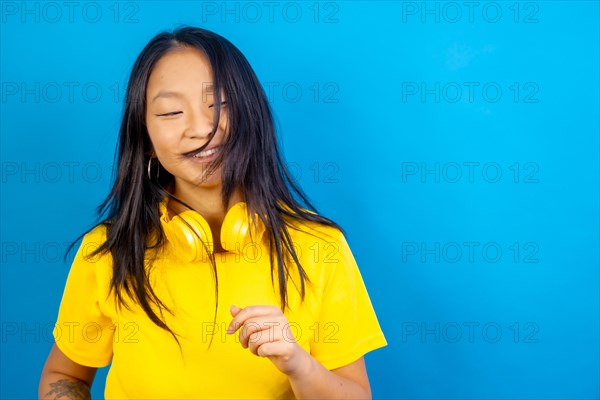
[218,112,229,135]
[146,123,176,156]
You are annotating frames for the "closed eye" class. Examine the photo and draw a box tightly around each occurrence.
[208,101,227,109]
[155,111,182,117]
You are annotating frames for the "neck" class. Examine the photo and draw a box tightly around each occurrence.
[168,181,244,227]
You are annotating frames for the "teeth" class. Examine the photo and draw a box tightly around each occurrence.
[193,147,219,158]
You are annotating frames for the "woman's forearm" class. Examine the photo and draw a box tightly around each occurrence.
[39,373,91,400]
[288,351,371,399]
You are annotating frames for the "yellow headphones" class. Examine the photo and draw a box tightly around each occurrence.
[159,197,266,262]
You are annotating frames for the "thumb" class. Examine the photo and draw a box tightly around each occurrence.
[230,305,242,316]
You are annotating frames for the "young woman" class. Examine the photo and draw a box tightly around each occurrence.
[39,26,387,399]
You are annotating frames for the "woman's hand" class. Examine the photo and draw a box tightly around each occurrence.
[227,305,312,378]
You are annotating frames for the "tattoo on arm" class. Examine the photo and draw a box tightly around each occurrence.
[45,379,91,400]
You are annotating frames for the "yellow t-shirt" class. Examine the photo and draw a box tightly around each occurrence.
[53,198,387,398]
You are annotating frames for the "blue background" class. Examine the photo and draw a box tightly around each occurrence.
[1,1,599,398]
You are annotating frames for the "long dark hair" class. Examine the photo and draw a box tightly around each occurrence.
[66,26,343,346]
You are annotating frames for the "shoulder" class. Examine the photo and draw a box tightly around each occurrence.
[71,223,113,272]
[284,217,346,251]
[80,223,109,253]
[282,217,357,280]
[84,222,109,243]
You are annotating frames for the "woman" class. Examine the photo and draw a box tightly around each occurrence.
[39,26,386,399]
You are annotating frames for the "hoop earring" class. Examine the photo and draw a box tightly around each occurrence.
[147,158,160,180]
[147,158,152,180]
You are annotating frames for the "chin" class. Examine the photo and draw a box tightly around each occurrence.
[192,172,222,188]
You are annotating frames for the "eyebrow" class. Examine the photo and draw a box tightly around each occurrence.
[150,83,215,103]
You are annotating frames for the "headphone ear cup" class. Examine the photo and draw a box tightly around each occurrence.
[221,203,265,253]
[165,210,213,262]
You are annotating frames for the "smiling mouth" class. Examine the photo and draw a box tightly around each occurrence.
[193,147,220,159]
[185,145,221,159]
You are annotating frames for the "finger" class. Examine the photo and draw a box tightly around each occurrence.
[227,305,280,334]
[238,319,279,349]
[230,305,242,317]
[247,332,280,357]
[255,340,279,358]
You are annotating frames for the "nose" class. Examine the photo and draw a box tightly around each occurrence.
[184,109,214,140]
